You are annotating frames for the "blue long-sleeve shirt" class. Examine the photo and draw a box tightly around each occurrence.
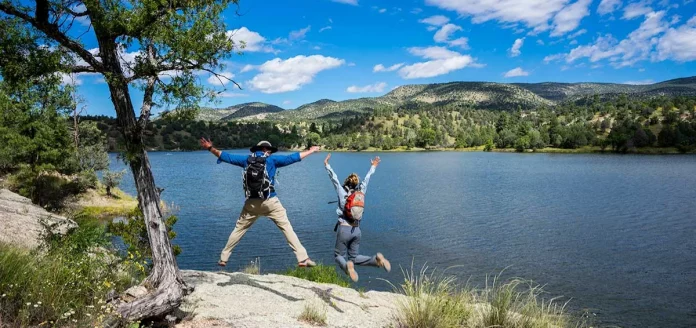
[325,163,376,223]
[217,150,302,198]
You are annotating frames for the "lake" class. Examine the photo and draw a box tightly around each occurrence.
[110,151,696,328]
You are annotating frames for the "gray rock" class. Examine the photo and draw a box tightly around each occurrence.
[177,270,404,328]
[0,189,78,249]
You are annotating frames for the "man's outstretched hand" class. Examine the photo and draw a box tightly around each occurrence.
[324,153,331,166]
[200,137,213,149]
[300,146,321,160]
[371,156,381,167]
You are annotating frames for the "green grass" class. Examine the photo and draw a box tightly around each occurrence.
[283,264,351,288]
[0,215,140,328]
[390,266,585,328]
[298,302,327,326]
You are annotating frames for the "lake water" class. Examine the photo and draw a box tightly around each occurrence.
[110,151,696,328]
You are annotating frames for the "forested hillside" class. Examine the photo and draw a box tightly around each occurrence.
[89,94,696,153]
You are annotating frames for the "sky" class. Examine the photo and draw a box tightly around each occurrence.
[62,0,696,117]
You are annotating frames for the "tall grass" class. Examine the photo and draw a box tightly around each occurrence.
[0,215,141,327]
[298,301,327,326]
[390,265,583,328]
[242,257,261,275]
[283,264,351,288]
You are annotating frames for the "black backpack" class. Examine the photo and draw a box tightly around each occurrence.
[243,155,272,199]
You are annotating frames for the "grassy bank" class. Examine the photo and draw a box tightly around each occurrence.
[67,184,138,219]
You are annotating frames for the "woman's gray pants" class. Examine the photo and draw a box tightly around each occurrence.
[334,225,377,273]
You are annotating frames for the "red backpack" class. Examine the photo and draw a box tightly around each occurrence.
[343,190,365,226]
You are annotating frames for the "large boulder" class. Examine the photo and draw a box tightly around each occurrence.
[0,189,77,249]
[176,270,404,328]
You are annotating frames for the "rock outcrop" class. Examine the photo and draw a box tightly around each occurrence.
[0,189,77,249]
[176,270,403,328]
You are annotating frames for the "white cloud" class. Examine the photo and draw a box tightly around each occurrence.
[551,0,592,36]
[59,73,82,86]
[448,37,470,49]
[290,26,311,40]
[598,0,623,15]
[241,64,255,73]
[537,39,545,45]
[331,0,358,5]
[670,15,681,25]
[564,10,671,67]
[379,8,387,13]
[283,100,292,105]
[623,2,652,19]
[688,16,696,26]
[419,15,450,26]
[227,27,274,52]
[319,26,332,32]
[248,55,345,93]
[568,28,587,38]
[408,46,462,59]
[411,8,423,14]
[504,67,530,77]
[398,46,478,79]
[624,79,654,84]
[346,82,388,93]
[657,24,696,61]
[207,71,235,86]
[434,23,463,42]
[544,53,565,62]
[218,92,249,98]
[313,46,321,50]
[373,63,405,72]
[570,39,579,44]
[426,26,438,31]
[509,38,525,57]
[425,0,568,30]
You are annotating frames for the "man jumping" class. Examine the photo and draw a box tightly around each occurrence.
[200,138,320,268]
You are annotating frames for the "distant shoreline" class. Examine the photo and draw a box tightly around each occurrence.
[128,146,696,155]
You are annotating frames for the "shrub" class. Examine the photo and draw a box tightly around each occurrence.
[108,207,182,267]
[0,215,140,327]
[283,264,351,288]
[9,165,88,211]
[242,258,261,275]
[101,170,125,197]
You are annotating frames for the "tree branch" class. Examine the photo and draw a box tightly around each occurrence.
[0,1,103,71]
[138,43,157,129]
[63,65,98,73]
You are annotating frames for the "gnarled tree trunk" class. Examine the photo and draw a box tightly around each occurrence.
[97,38,190,322]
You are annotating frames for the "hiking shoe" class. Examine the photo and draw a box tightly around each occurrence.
[347,261,359,282]
[298,258,317,267]
[376,253,391,273]
[217,260,227,267]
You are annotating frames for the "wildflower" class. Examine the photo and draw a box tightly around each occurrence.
[34,304,38,308]
[1,294,6,297]
[26,302,31,306]
[37,301,42,305]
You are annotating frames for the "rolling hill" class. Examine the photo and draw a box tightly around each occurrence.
[193,76,696,121]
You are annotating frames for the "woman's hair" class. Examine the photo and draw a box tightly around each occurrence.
[343,173,360,190]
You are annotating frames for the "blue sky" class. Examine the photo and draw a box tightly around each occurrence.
[64,0,696,116]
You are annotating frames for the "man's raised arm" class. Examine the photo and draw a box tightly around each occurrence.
[199,137,246,167]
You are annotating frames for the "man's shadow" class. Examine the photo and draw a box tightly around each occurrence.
[216,273,303,302]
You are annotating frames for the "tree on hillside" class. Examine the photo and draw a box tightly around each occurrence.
[1,0,239,321]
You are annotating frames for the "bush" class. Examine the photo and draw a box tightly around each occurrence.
[101,170,125,197]
[283,264,351,288]
[108,207,181,267]
[0,215,140,327]
[8,165,90,211]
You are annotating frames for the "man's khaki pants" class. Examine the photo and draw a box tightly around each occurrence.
[220,197,309,263]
